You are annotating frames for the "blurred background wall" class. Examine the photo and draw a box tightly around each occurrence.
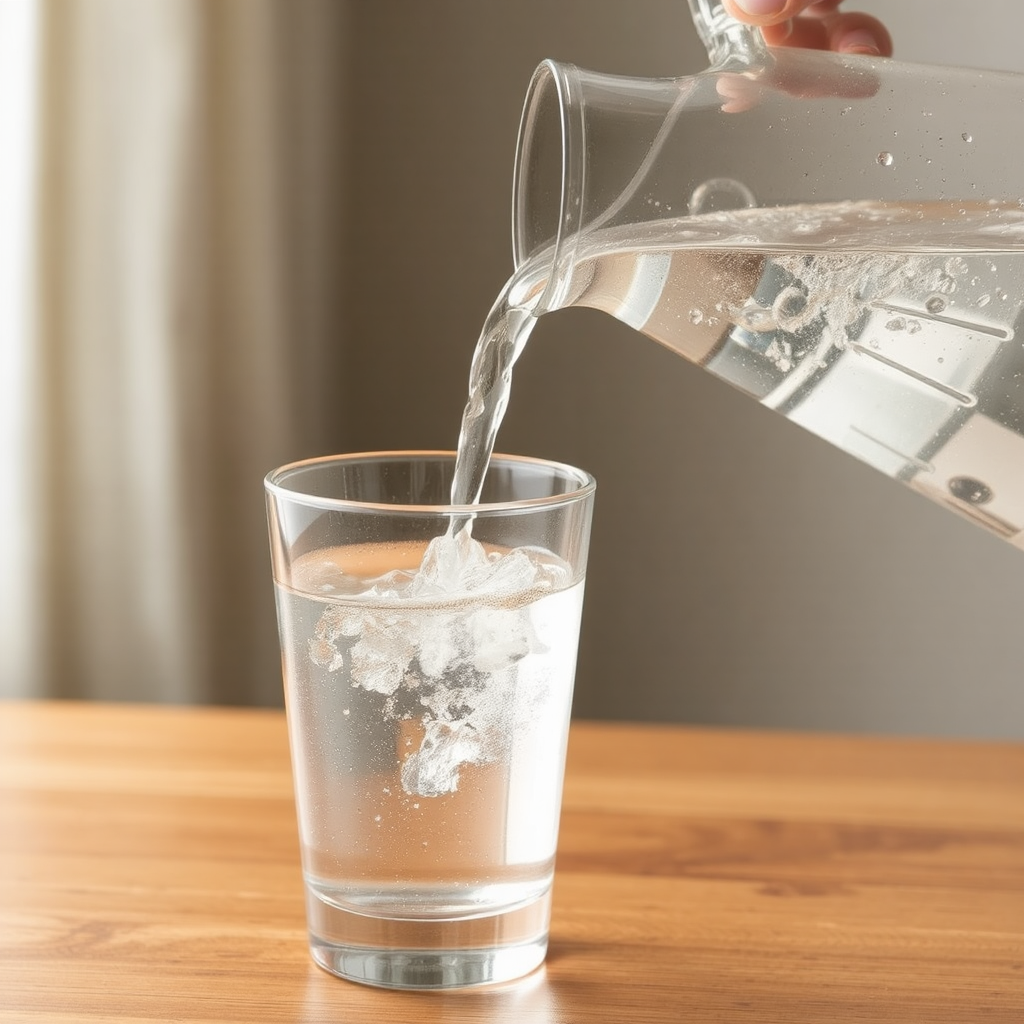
[2,0,1022,739]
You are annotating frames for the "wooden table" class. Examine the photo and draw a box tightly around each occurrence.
[1,701,1022,1023]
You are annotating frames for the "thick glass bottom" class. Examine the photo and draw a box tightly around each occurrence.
[306,887,551,990]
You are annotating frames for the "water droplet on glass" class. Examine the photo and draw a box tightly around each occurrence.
[688,177,757,215]
[948,476,993,505]
[877,152,894,167]
[886,317,907,331]
[962,132,973,143]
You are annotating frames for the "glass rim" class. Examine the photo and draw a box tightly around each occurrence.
[264,450,596,516]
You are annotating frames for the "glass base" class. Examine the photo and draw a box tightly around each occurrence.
[310,937,548,990]
[306,888,551,990]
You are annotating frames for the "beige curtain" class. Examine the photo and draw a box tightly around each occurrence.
[6,0,349,703]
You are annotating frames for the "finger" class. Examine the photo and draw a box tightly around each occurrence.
[722,1,813,27]
[716,73,759,114]
[802,1,844,16]
[778,12,892,56]
[826,12,893,56]
[716,55,880,112]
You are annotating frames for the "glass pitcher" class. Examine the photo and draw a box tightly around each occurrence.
[507,0,1024,548]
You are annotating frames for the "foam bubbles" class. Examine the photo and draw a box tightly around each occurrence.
[308,535,570,797]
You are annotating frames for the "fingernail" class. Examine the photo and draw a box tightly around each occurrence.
[734,0,787,16]
[838,29,881,55]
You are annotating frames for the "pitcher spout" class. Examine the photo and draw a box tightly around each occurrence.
[512,59,586,316]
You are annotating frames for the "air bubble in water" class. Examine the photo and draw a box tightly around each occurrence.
[765,338,794,372]
[877,152,894,167]
[732,300,775,333]
[772,286,811,330]
[688,177,757,215]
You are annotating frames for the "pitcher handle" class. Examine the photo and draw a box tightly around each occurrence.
[687,0,768,67]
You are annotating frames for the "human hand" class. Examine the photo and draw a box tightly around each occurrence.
[723,1,893,57]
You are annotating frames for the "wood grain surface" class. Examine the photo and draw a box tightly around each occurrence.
[1,701,1022,1023]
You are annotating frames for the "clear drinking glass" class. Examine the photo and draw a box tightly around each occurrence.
[265,451,595,989]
